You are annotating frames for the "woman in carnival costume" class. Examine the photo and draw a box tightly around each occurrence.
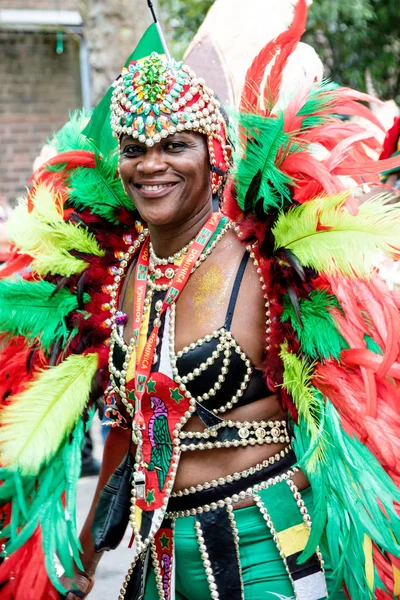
[1,1,400,598]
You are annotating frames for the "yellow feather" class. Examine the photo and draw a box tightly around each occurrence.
[280,343,326,469]
[273,192,400,277]
[7,186,104,277]
[0,353,98,476]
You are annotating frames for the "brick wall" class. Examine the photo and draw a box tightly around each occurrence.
[0,31,82,204]
[0,1,79,10]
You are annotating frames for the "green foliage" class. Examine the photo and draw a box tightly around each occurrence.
[304,0,400,104]
[161,0,400,103]
[160,0,215,58]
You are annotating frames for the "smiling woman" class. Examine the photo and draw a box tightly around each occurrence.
[1,2,400,600]
[119,132,213,231]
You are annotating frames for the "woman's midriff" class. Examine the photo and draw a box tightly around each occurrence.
[173,393,309,509]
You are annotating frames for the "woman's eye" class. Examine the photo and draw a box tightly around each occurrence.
[165,142,185,151]
[122,145,143,155]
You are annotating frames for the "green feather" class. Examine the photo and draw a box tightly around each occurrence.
[293,401,400,599]
[230,111,294,213]
[0,279,88,352]
[48,109,92,153]
[0,353,98,476]
[273,192,400,277]
[68,152,134,223]
[282,289,348,360]
[297,79,338,130]
[364,334,383,355]
[0,416,88,588]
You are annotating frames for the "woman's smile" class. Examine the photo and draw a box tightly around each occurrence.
[134,180,179,199]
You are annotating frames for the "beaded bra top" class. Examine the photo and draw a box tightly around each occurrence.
[111,250,271,416]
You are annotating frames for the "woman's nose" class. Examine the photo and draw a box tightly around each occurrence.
[136,147,167,173]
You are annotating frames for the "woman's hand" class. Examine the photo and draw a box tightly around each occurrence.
[59,571,95,599]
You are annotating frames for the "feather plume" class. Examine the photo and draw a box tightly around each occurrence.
[7,185,104,277]
[231,112,293,213]
[68,152,133,223]
[282,289,348,360]
[0,253,32,280]
[240,0,307,113]
[0,353,98,475]
[263,0,307,109]
[0,416,88,593]
[273,193,400,277]
[280,343,325,468]
[0,279,88,352]
[48,109,92,154]
[293,401,400,599]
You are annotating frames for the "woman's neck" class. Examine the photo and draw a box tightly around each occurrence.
[147,204,214,258]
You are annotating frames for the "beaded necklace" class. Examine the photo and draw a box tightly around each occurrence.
[107,217,232,419]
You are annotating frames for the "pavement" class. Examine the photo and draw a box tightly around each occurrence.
[76,419,133,599]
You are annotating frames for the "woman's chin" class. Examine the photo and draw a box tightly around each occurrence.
[134,200,184,228]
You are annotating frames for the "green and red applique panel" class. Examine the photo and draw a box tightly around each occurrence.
[135,371,190,511]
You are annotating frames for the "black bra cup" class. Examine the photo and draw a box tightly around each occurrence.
[176,337,270,412]
[111,252,272,413]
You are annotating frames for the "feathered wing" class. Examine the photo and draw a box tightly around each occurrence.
[0,110,141,597]
[222,1,400,597]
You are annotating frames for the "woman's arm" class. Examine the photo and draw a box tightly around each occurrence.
[63,424,132,598]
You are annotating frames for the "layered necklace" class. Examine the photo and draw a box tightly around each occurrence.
[107,215,232,423]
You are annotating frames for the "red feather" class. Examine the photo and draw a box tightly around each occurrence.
[0,254,32,280]
[29,150,96,183]
[0,527,60,600]
[380,116,400,160]
[264,0,308,109]
[240,0,307,113]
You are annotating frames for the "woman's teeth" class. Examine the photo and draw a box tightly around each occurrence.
[141,183,175,191]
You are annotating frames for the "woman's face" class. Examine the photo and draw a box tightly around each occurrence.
[119,132,212,227]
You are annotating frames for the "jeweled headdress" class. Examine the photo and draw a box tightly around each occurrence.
[110,52,230,192]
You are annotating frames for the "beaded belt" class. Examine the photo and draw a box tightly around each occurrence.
[178,419,289,451]
[168,446,294,514]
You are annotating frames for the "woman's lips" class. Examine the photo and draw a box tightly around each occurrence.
[135,182,178,198]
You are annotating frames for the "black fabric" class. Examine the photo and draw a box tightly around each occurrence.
[92,452,134,552]
[112,251,273,414]
[286,550,322,581]
[167,450,295,513]
[224,251,249,329]
[138,507,155,542]
[147,289,167,372]
[124,548,151,600]
[196,507,243,599]
[195,401,224,428]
